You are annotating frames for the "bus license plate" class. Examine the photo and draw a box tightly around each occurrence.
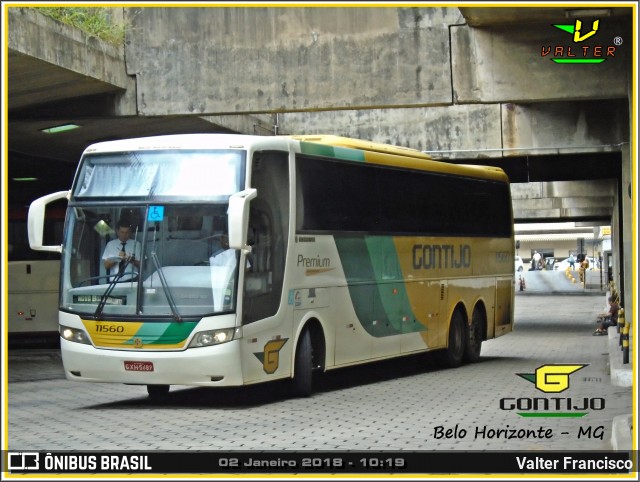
[124,361,154,372]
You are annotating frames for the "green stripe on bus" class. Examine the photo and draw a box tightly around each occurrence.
[124,321,198,345]
[335,236,422,337]
[365,237,423,334]
[300,142,366,162]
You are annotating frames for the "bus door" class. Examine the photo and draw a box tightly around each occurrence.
[240,150,290,382]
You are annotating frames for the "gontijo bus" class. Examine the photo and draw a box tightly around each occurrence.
[28,134,514,398]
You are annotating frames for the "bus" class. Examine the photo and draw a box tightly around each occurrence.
[8,205,64,346]
[28,134,514,398]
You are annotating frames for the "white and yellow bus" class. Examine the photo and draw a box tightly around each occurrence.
[28,134,514,398]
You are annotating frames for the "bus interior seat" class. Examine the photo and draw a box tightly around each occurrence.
[162,239,209,266]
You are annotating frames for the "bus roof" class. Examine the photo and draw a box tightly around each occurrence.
[81,133,509,184]
[289,135,510,183]
[82,134,291,154]
[289,135,432,160]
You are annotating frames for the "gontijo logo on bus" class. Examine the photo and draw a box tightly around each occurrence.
[412,244,471,269]
[254,338,288,374]
[542,18,622,63]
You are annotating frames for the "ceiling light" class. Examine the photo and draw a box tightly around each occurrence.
[12,177,38,181]
[40,124,80,134]
[566,9,611,18]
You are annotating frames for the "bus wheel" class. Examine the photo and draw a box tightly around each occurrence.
[147,384,170,399]
[441,310,465,368]
[464,307,483,363]
[291,329,313,397]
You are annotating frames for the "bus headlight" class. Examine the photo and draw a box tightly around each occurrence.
[59,325,91,345]
[188,327,242,348]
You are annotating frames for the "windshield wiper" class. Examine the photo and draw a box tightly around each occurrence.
[94,258,135,318]
[150,251,183,322]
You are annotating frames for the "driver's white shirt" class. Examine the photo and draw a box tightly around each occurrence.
[102,238,141,280]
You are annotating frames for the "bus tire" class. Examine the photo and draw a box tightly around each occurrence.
[441,310,465,368]
[464,307,483,363]
[291,328,313,397]
[147,384,170,399]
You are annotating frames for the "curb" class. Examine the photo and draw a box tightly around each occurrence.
[8,348,62,363]
[606,328,633,453]
[607,328,632,387]
[611,414,633,451]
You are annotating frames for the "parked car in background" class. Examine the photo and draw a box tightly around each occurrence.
[554,256,596,271]
[553,258,573,271]
[515,256,524,272]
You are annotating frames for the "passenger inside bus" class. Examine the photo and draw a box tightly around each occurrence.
[210,234,236,267]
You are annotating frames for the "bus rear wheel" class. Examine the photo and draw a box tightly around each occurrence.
[291,328,313,397]
[441,310,465,368]
[464,307,484,363]
[147,384,170,399]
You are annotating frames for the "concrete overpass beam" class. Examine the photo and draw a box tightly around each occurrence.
[451,21,628,103]
[124,7,458,116]
[8,7,136,115]
[514,197,613,212]
[544,179,617,197]
[511,180,617,199]
[279,104,503,155]
[511,180,616,222]
[201,114,279,135]
[501,101,627,155]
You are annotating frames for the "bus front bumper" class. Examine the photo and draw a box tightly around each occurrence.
[60,338,244,386]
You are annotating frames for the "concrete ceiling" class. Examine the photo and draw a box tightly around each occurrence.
[8,49,230,162]
[8,45,232,205]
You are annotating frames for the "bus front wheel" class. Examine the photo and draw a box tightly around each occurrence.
[291,329,313,397]
[441,310,465,368]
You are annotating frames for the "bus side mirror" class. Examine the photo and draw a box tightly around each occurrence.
[228,188,257,252]
[28,191,69,253]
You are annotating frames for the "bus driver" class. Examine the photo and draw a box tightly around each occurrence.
[102,222,141,281]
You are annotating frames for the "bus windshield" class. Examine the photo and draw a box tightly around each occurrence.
[61,203,239,318]
[61,148,248,318]
[73,149,244,200]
